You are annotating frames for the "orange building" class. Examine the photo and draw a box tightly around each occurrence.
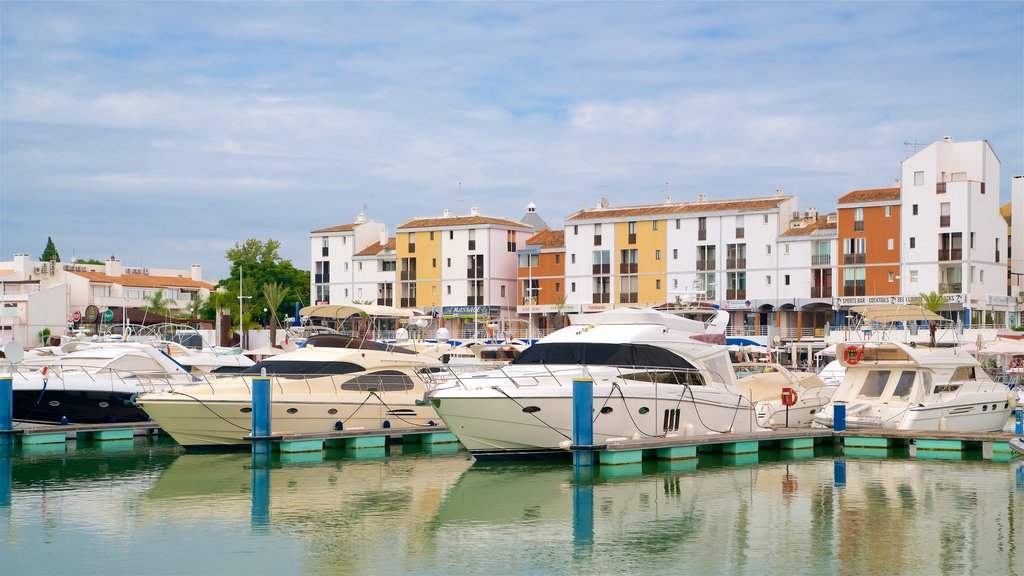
[836,188,901,297]
[517,228,565,334]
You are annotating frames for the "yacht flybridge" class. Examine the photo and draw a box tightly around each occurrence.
[425,307,766,460]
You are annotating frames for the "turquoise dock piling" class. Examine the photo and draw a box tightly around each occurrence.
[251,452,271,529]
[572,378,594,468]
[0,374,12,449]
[251,376,272,455]
[1015,406,1022,435]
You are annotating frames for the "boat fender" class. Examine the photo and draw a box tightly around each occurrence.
[1008,391,1019,408]
[334,421,344,431]
[845,345,864,365]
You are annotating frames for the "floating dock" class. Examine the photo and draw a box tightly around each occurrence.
[0,421,162,446]
[245,425,460,458]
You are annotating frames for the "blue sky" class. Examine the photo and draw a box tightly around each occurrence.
[2,1,1021,282]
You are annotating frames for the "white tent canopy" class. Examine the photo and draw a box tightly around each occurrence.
[299,304,414,320]
[850,304,945,324]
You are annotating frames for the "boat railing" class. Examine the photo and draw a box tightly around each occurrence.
[168,369,439,397]
[423,363,710,393]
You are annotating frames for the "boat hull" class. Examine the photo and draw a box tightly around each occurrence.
[813,396,1015,432]
[13,389,149,424]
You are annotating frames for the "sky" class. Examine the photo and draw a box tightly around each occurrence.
[2,1,1022,282]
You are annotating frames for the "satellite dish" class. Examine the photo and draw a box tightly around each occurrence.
[4,340,25,364]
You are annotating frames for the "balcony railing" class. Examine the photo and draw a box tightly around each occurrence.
[594,235,602,246]
[619,263,638,274]
[321,247,329,257]
[628,233,636,244]
[937,182,946,194]
[939,282,962,294]
[467,296,483,306]
[592,293,610,304]
[726,258,746,269]
[698,230,707,241]
[938,248,962,261]
[853,221,864,232]
[400,297,414,307]
[592,264,610,275]
[735,228,745,239]
[843,253,866,265]
[811,254,831,266]
[940,215,950,227]
[468,240,476,251]
[619,293,638,304]
[400,271,416,281]
[376,298,390,306]
[696,259,714,271]
[811,286,832,298]
[842,283,866,296]
[407,244,415,253]
[726,289,746,300]
[466,268,483,278]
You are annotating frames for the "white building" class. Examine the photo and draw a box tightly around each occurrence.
[308,212,387,305]
[899,136,1008,325]
[0,254,212,347]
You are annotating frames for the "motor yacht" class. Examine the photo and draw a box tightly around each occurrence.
[811,341,1017,431]
[732,362,838,428]
[136,304,448,449]
[8,343,194,424]
[425,307,767,460]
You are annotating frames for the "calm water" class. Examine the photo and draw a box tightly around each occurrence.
[1,437,1022,576]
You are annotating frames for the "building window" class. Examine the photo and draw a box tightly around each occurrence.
[656,279,661,289]
[574,225,579,235]
[951,172,966,182]
[449,230,454,240]
[784,275,790,286]
[555,254,560,264]
[571,281,577,293]
[940,202,950,227]
[571,254,576,264]
[655,250,661,261]
[432,286,437,296]
[500,285,506,297]
[888,272,894,283]
[507,230,517,252]
[784,244,790,255]
[673,248,678,260]
[358,262,362,271]
[970,232,975,249]
[429,231,435,241]
[914,171,924,186]
[766,244,772,255]
[555,282,561,293]
[910,270,918,283]
[447,258,451,268]
[652,220,659,231]
[767,275,772,286]
[432,258,437,268]
[321,237,329,257]
[853,208,864,231]
[735,215,745,239]
[912,204,918,215]
[594,223,602,246]
[341,236,347,245]
[888,239,894,250]
[408,232,416,253]
[468,229,476,251]
[628,221,637,244]
[980,270,985,282]
[885,206,891,217]
[447,285,451,295]
[675,219,680,229]
[910,237,916,249]
[673,279,679,289]
[697,217,707,241]
[344,262,349,272]
[763,214,769,224]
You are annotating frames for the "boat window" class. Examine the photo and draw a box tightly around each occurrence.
[304,334,419,355]
[952,366,976,381]
[859,370,890,398]
[512,342,695,370]
[621,370,705,386]
[242,360,364,375]
[891,371,915,399]
[340,370,414,392]
[479,348,519,361]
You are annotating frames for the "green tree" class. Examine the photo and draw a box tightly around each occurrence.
[260,281,290,347]
[40,237,60,262]
[185,295,206,320]
[226,239,284,265]
[144,289,174,323]
[918,291,949,347]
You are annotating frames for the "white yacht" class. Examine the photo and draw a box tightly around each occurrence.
[9,343,194,424]
[732,362,838,428]
[136,305,448,449]
[425,307,767,460]
[811,341,1017,431]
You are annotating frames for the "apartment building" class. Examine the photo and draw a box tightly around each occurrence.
[516,228,566,334]
[563,193,797,328]
[836,187,901,300]
[352,236,397,307]
[395,207,534,336]
[0,254,212,347]
[897,137,1008,325]
[309,212,387,305]
[775,209,838,339]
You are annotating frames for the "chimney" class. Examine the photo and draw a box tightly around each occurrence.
[527,202,537,213]
[356,212,367,223]
[105,257,123,277]
[943,136,953,143]
[806,207,817,219]
[379,228,388,246]
[894,178,901,187]
[697,194,707,203]
[774,187,783,197]
[470,207,480,216]
[665,195,673,205]
[442,208,452,218]
[191,264,202,282]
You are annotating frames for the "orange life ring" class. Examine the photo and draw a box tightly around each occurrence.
[845,345,864,365]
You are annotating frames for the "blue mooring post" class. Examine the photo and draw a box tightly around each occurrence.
[250,452,271,530]
[0,374,12,450]
[572,377,594,468]
[293,303,301,327]
[834,459,847,487]
[833,400,847,433]
[1015,406,1023,435]
[252,375,272,455]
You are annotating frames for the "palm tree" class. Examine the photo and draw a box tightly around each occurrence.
[260,282,290,348]
[918,291,949,347]
[207,290,235,347]
[144,289,174,324]
[186,295,206,321]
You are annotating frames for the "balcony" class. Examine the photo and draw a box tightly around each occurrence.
[939,282,962,294]
[811,254,831,266]
[698,230,707,241]
[466,267,483,278]
[467,296,483,305]
[696,259,714,271]
[592,264,610,275]
[842,283,866,296]
[940,215,950,227]
[407,244,415,253]
[628,233,637,244]
[726,289,746,300]
[843,253,866,265]
[619,293,638,304]
[594,235,602,246]
[592,293,610,304]
[400,270,416,281]
[321,247,329,257]
[376,298,390,306]
[811,286,832,298]
[400,297,414,308]
[937,182,946,194]
[853,221,864,232]
[468,240,476,251]
[619,263,638,274]
[938,248,962,261]
[726,258,746,269]
[314,273,330,284]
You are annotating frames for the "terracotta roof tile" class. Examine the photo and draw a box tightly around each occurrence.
[71,271,214,290]
[398,215,532,230]
[525,229,564,249]
[310,223,359,234]
[565,197,792,221]
[354,238,397,257]
[837,187,900,204]
[779,215,838,238]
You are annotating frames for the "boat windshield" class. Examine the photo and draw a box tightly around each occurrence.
[511,342,695,370]
[304,334,418,354]
[241,360,364,376]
